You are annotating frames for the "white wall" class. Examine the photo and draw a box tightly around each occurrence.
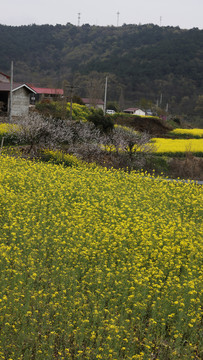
[134,109,145,116]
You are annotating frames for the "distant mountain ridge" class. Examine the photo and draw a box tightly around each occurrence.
[0,23,202,115]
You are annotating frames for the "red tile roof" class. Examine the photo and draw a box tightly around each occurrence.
[82,97,104,105]
[29,86,64,95]
[0,82,36,93]
[124,108,139,112]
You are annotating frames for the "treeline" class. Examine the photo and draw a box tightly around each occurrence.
[0,23,203,118]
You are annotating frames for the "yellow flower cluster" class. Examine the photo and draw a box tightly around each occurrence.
[42,149,84,167]
[151,138,203,154]
[114,124,138,134]
[66,102,91,121]
[0,123,19,135]
[0,155,202,359]
[170,128,203,138]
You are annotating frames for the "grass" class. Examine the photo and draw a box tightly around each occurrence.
[0,155,202,359]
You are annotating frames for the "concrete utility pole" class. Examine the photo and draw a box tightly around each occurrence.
[9,61,13,123]
[103,76,108,115]
[69,85,74,120]
[66,84,78,120]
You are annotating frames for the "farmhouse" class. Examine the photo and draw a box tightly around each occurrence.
[0,81,36,117]
[82,97,104,111]
[28,86,64,104]
[123,107,146,116]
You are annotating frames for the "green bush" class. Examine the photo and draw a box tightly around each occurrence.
[66,102,91,121]
[145,155,169,174]
[88,109,114,133]
[40,149,83,167]
[36,100,67,119]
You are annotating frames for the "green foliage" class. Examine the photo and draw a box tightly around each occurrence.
[87,109,114,133]
[35,101,91,121]
[145,155,169,174]
[194,95,203,116]
[40,149,83,167]
[107,101,119,112]
[66,102,91,121]
[0,123,20,145]
[0,24,202,117]
[36,101,67,119]
[72,95,85,105]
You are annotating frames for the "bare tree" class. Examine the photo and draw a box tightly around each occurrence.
[86,72,104,108]
[9,113,104,157]
[8,114,155,170]
[103,125,155,169]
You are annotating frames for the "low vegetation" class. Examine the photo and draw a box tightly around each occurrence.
[0,111,202,359]
[0,113,154,172]
[1,114,203,179]
[169,128,203,138]
[35,102,91,121]
[0,155,202,360]
[151,138,203,157]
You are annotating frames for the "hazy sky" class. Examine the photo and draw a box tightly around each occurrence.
[1,0,203,29]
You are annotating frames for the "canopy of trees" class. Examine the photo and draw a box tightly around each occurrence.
[0,23,202,116]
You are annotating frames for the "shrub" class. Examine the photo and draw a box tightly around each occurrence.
[105,125,153,155]
[40,149,83,167]
[66,102,91,121]
[87,109,114,133]
[5,115,155,172]
[36,100,67,119]
[0,123,20,145]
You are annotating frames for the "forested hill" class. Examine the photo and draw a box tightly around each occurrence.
[0,23,203,115]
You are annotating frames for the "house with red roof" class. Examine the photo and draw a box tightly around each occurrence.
[82,97,104,111]
[123,107,146,116]
[28,86,64,104]
[0,71,64,116]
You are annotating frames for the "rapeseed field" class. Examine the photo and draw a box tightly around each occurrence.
[151,138,203,155]
[170,129,203,138]
[0,155,202,359]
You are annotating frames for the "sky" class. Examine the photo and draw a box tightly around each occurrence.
[1,0,203,29]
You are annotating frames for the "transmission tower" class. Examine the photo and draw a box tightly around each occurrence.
[77,12,81,26]
[160,16,162,27]
[117,11,120,27]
